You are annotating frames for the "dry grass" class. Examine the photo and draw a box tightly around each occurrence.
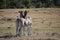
[0,8,60,40]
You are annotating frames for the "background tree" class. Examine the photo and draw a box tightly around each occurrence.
[0,0,60,9]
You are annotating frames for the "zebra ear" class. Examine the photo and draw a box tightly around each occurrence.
[19,11,23,13]
[26,10,29,13]
[24,10,27,13]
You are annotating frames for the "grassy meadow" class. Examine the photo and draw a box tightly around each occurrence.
[0,8,60,40]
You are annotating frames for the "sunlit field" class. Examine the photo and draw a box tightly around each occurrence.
[0,8,60,40]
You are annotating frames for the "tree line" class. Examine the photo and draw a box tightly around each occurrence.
[0,0,60,9]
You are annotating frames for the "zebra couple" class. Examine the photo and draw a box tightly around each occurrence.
[16,10,32,37]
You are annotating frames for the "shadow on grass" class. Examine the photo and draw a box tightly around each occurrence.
[0,35,17,38]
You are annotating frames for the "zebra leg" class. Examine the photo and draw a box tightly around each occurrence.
[16,24,19,36]
[18,26,22,37]
[27,24,32,36]
[23,26,26,36]
[19,26,24,36]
